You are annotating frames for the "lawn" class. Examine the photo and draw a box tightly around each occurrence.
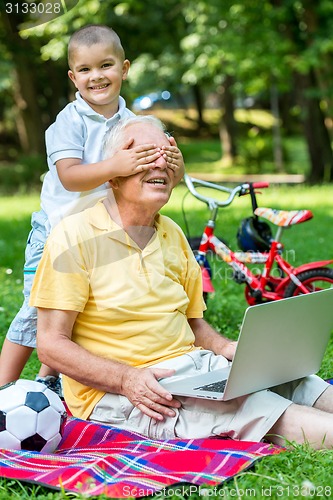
[1,182,333,498]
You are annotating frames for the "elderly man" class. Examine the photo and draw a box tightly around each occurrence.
[30,115,333,448]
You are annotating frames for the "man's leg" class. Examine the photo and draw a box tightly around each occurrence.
[266,402,333,449]
[313,384,333,413]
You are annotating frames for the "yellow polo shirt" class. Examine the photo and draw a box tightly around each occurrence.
[30,200,205,419]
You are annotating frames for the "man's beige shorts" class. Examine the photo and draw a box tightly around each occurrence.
[89,350,328,442]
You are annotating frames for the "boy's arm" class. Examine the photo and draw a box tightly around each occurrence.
[56,141,163,192]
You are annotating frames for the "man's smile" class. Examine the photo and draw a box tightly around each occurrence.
[146,178,167,185]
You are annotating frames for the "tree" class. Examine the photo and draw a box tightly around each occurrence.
[0,11,44,154]
[0,2,71,155]
[2,0,333,182]
[179,0,333,180]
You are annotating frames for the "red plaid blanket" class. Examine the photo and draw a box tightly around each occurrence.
[0,417,282,498]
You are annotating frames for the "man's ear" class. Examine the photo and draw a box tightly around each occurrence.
[109,178,120,189]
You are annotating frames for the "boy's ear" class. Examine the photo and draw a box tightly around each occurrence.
[68,70,78,88]
[122,60,130,81]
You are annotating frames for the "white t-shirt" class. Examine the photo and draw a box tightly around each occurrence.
[41,92,134,231]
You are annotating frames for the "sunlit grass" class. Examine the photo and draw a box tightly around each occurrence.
[235,108,276,128]
[0,195,39,219]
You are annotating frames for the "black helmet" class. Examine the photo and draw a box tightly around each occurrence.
[237,216,273,252]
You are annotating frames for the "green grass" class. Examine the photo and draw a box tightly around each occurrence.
[1,184,333,498]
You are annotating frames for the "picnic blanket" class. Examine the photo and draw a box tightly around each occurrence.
[0,416,282,498]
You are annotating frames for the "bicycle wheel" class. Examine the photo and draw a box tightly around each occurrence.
[284,268,333,297]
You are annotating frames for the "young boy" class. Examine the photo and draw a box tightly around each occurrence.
[0,25,184,395]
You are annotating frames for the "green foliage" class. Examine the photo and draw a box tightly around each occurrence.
[241,129,276,167]
[2,0,333,181]
[0,107,311,194]
[238,128,288,172]
[7,0,333,109]
[0,154,45,194]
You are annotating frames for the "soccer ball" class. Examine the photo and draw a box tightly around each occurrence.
[0,379,67,453]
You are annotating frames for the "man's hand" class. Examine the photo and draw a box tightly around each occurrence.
[220,340,237,361]
[120,366,181,421]
[110,138,162,178]
[162,136,185,185]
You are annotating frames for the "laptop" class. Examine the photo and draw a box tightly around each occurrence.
[160,288,333,401]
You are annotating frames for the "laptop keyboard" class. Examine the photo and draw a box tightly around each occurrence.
[194,379,227,393]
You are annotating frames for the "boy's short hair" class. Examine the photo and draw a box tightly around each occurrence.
[68,25,125,68]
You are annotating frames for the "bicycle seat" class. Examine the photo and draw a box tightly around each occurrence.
[254,207,313,227]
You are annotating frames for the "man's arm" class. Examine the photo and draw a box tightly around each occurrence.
[37,308,180,420]
[188,318,237,361]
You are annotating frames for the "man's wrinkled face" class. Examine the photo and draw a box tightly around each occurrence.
[111,123,174,210]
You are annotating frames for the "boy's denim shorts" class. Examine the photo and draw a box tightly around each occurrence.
[6,209,48,348]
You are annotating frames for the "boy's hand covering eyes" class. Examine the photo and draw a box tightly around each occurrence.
[162,136,185,185]
[110,138,162,177]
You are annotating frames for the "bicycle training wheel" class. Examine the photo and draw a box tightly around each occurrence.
[284,268,333,297]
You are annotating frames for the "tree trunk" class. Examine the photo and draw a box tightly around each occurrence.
[218,74,237,166]
[2,12,45,154]
[294,70,333,183]
[192,84,206,130]
[43,60,70,125]
[279,90,298,135]
[270,81,284,172]
[269,0,333,182]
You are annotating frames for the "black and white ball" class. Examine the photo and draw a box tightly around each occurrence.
[0,379,67,453]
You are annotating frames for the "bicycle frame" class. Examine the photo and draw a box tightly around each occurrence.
[184,174,333,303]
[198,225,333,302]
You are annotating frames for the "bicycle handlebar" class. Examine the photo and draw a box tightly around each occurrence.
[183,174,269,209]
[250,181,270,189]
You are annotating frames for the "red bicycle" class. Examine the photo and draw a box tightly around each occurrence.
[183,174,333,305]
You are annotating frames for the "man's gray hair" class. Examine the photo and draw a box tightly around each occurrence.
[103,115,167,159]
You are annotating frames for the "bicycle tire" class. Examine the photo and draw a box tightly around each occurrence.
[283,268,333,297]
